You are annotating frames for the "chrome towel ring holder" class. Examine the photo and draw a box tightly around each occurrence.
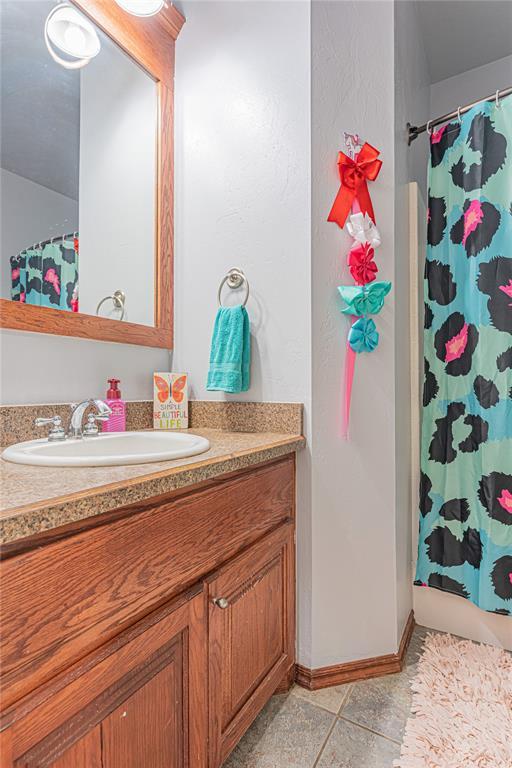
[218,268,249,307]
[96,289,126,320]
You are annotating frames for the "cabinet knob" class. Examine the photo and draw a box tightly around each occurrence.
[213,597,229,609]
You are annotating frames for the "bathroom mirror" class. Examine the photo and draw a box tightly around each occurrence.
[0,0,184,348]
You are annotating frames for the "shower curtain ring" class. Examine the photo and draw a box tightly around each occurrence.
[426,120,433,136]
[495,90,501,109]
[457,106,462,124]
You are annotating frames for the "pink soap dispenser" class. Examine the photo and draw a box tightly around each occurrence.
[103,378,126,432]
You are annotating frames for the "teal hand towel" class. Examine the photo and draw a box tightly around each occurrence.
[206,305,251,393]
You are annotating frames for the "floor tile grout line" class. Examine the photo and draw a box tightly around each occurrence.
[336,683,353,716]
[337,714,402,745]
[290,684,353,718]
[311,712,339,768]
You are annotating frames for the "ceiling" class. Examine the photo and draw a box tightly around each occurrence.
[416,0,512,84]
[0,0,80,200]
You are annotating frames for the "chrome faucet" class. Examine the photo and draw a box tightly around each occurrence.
[69,399,112,439]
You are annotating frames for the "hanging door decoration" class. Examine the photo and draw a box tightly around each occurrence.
[328,134,391,437]
[416,97,512,615]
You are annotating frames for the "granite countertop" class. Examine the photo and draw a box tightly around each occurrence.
[0,428,305,546]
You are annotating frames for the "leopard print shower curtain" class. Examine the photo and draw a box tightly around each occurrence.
[415,96,512,615]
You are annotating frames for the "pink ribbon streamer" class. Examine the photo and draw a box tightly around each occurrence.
[342,338,357,439]
[342,197,361,439]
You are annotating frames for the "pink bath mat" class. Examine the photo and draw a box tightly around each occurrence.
[395,632,512,768]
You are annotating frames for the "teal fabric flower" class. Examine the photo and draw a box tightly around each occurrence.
[348,317,379,353]
[338,281,391,316]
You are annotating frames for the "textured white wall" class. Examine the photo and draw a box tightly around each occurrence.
[394,0,430,646]
[0,169,78,300]
[0,330,170,404]
[172,0,310,405]
[430,55,512,118]
[311,0,403,665]
[412,54,512,650]
[395,1,430,202]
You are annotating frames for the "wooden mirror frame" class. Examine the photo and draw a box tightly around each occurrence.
[0,0,184,348]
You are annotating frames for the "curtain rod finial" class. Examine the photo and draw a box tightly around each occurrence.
[407,122,418,145]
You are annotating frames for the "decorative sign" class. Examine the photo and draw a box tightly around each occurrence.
[153,372,188,429]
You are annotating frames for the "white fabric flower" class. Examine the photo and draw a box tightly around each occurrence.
[346,212,381,248]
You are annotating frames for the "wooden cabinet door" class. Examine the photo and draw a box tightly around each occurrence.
[50,728,102,768]
[101,662,182,768]
[208,523,295,767]
[4,589,207,768]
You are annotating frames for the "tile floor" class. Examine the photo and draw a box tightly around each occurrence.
[223,625,431,768]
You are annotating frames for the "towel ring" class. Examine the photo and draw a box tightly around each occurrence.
[96,289,126,320]
[218,268,249,307]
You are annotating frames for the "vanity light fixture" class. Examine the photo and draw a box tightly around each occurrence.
[44,3,101,70]
[113,0,165,17]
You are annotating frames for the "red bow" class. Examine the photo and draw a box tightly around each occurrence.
[327,142,382,229]
[348,242,378,285]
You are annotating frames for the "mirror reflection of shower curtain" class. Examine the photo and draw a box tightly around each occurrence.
[415,95,512,615]
[10,236,79,311]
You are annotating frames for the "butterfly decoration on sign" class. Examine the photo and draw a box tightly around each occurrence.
[328,132,392,437]
[154,374,187,404]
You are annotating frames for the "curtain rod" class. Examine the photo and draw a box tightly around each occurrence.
[407,85,512,145]
[12,233,78,261]
[28,232,77,252]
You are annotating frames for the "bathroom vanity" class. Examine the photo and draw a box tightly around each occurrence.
[0,409,303,768]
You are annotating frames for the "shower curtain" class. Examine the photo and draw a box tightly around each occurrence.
[415,96,512,615]
[10,236,79,311]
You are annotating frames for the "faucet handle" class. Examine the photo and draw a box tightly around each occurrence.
[83,412,109,437]
[82,413,100,437]
[35,415,66,442]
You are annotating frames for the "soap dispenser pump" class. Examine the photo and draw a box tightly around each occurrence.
[103,378,126,432]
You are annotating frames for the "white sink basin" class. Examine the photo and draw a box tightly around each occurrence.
[2,431,210,468]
